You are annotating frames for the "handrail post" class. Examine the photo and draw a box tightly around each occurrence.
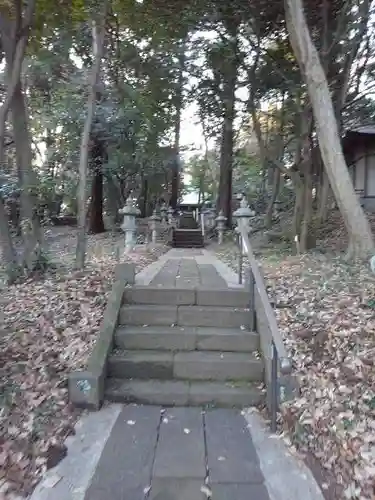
[247,267,256,331]
[271,341,278,433]
[238,233,243,284]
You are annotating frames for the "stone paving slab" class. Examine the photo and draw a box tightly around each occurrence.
[84,405,161,500]
[198,263,228,288]
[135,248,243,288]
[205,409,264,484]
[210,483,270,500]
[147,256,231,289]
[152,407,206,480]
[30,404,325,500]
[150,478,205,500]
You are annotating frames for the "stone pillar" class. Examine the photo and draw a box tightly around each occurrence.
[215,210,227,245]
[233,197,255,251]
[160,203,168,225]
[167,206,174,225]
[149,209,161,244]
[119,196,140,252]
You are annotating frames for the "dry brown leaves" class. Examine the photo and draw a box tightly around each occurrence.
[215,243,375,500]
[0,229,168,498]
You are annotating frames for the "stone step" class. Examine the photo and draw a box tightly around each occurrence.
[114,326,259,352]
[123,287,196,306]
[105,379,265,407]
[173,242,205,248]
[119,304,178,326]
[173,235,203,241]
[107,350,263,381]
[177,305,250,328]
[123,286,249,307]
[119,305,251,328]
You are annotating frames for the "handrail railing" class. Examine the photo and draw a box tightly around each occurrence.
[236,226,292,432]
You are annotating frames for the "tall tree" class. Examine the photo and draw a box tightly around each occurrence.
[284,0,374,259]
[170,38,186,209]
[0,0,45,272]
[0,0,37,280]
[75,1,108,269]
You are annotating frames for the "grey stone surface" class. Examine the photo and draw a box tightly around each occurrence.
[105,379,264,408]
[115,326,197,351]
[174,351,263,381]
[108,351,174,379]
[177,305,250,328]
[205,409,264,484]
[188,382,265,408]
[153,408,206,480]
[196,288,249,307]
[200,249,243,288]
[119,304,178,326]
[68,370,104,410]
[244,410,325,500]
[124,286,196,305]
[195,327,259,352]
[115,262,135,283]
[106,379,190,406]
[30,404,122,500]
[210,483,270,500]
[69,277,127,409]
[150,478,205,500]
[149,259,181,287]
[85,405,161,500]
[198,264,228,288]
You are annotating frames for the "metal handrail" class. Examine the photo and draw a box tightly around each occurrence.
[237,226,292,432]
[240,229,292,374]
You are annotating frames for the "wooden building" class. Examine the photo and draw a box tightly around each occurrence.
[343,126,375,211]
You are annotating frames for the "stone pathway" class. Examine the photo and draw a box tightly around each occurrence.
[85,406,269,500]
[30,248,324,500]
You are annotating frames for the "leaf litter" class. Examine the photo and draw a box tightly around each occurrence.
[215,239,375,500]
[0,229,168,498]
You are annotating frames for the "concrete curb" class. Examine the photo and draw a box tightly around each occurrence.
[244,409,325,500]
[29,404,123,500]
[68,263,135,410]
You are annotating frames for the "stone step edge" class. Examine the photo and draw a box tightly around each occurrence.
[107,350,264,382]
[114,327,259,353]
[105,378,266,408]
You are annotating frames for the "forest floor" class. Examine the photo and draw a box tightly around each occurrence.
[0,226,168,499]
[213,210,375,500]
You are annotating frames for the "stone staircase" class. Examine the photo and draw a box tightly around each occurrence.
[105,286,265,408]
[172,229,204,248]
[172,212,204,248]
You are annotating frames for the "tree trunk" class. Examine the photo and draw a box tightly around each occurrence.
[217,38,238,226]
[12,83,44,270]
[140,177,148,218]
[318,170,331,223]
[285,0,374,259]
[88,135,106,234]
[88,169,105,233]
[0,0,37,277]
[171,39,186,209]
[300,167,314,252]
[265,169,280,229]
[0,193,19,283]
[75,3,108,269]
[292,178,304,240]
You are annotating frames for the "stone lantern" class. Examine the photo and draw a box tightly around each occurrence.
[233,197,254,234]
[233,197,255,252]
[119,196,140,252]
[167,206,174,225]
[215,210,227,245]
[160,202,168,225]
[149,209,161,244]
